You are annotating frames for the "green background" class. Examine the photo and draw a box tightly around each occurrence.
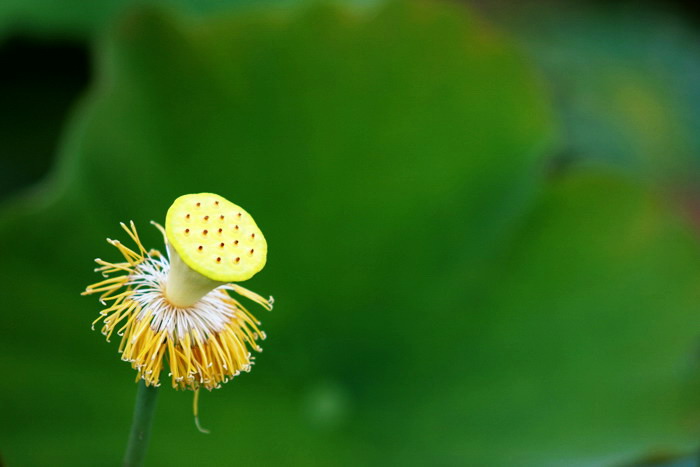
[3,0,700,465]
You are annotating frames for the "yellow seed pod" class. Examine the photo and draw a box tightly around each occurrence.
[165,193,267,283]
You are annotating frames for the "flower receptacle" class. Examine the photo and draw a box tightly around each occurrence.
[164,244,224,307]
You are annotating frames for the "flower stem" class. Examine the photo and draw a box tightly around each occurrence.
[123,381,159,467]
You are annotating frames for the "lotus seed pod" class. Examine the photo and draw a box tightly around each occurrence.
[166,193,268,282]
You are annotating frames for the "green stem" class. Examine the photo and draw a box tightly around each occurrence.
[123,381,159,467]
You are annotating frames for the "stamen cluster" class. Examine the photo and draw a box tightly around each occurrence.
[83,222,272,390]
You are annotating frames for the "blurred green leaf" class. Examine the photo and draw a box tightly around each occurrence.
[499,2,700,189]
[0,0,382,40]
[424,173,700,465]
[0,0,287,39]
[3,1,700,465]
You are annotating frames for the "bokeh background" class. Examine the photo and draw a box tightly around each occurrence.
[3,0,700,465]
